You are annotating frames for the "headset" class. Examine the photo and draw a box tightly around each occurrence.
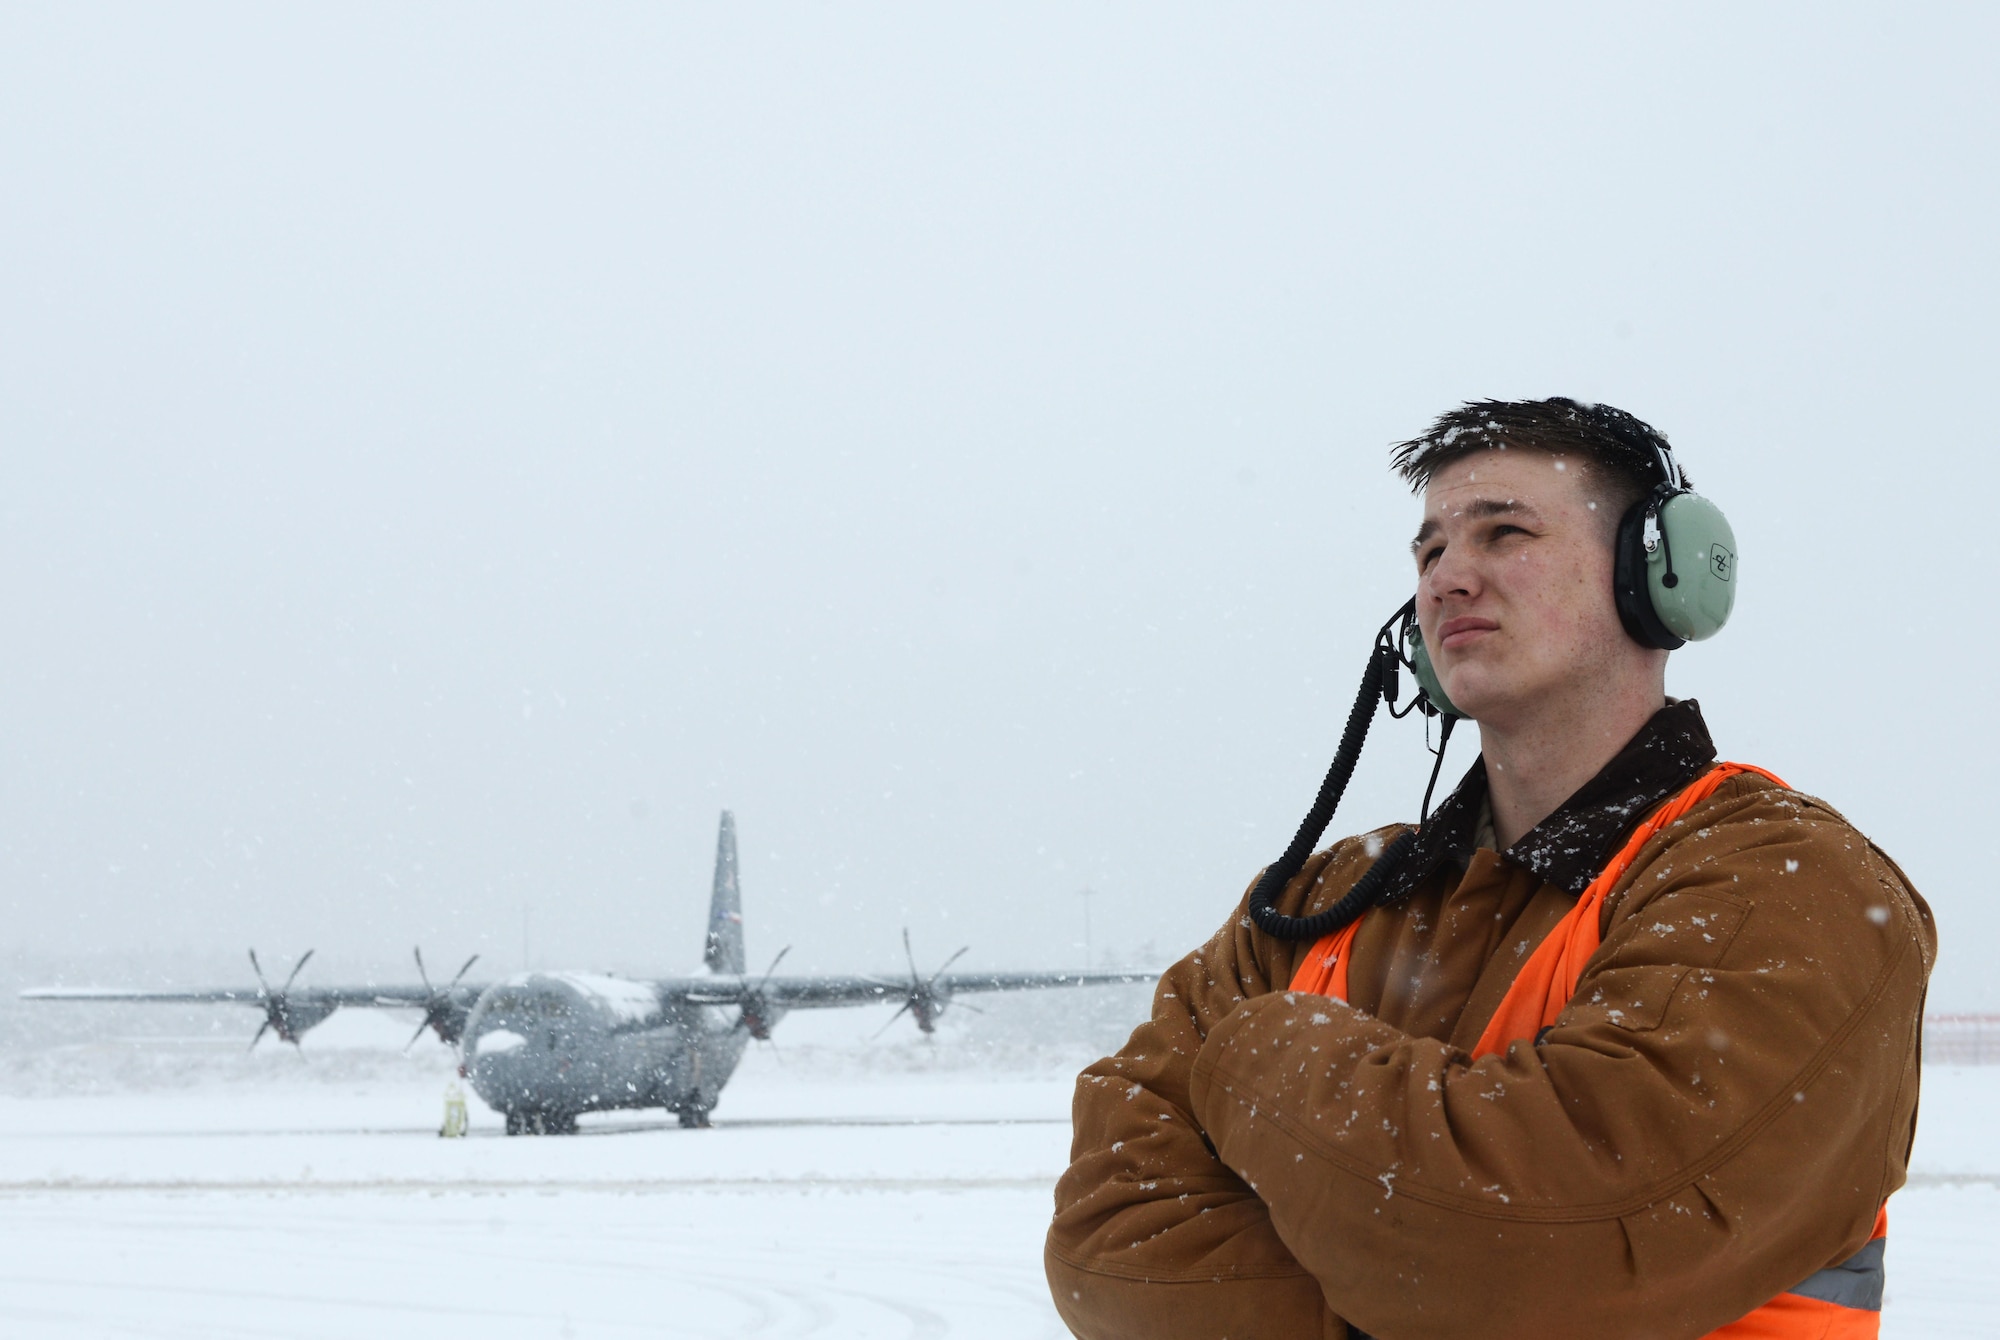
[1246,441,1735,942]
[1613,441,1738,650]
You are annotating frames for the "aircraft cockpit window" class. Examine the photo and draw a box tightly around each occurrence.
[485,992,570,1017]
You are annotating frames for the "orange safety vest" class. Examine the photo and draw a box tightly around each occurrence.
[1290,762,1888,1338]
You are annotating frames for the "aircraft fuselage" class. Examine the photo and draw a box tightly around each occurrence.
[461,970,756,1131]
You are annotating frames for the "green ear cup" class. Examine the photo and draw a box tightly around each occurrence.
[1649,491,1737,642]
[1401,620,1466,719]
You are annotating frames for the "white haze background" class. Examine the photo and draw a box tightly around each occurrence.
[2,6,1994,1008]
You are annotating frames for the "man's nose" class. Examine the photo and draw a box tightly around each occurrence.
[1423,536,1479,603]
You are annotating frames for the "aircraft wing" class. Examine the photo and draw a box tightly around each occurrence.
[936,968,1157,994]
[20,986,266,1004]
[18,985,482,1008]
[661,967,1155,1010]
[20,945,490,1051]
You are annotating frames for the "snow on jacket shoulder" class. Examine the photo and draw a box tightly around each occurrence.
[1046,702,1935,1340]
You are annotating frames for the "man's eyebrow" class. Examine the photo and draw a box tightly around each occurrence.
[1408,498,1542,555]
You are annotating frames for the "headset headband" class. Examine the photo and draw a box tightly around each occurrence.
[1651,441,1684,493]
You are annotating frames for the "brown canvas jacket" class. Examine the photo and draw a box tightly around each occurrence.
[1046,702,1935,1340]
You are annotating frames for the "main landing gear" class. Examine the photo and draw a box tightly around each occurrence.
[503,1108,578,1136]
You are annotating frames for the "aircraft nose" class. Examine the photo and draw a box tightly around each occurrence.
[463,1027,531,1078]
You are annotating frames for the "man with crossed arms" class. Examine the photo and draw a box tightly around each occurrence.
[1046,398,1933,1339]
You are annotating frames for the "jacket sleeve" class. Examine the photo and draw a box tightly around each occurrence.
[1185,782,1936,1340]
[1046,846,1384,1340]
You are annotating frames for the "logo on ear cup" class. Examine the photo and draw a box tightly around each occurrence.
[1710,544,1734,582]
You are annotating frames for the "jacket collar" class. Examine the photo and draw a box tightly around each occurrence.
[1394,699,1717,899]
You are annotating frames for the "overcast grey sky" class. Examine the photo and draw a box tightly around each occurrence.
[3,6,1994,1008]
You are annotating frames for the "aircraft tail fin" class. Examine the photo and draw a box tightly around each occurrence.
[704,811,747,975]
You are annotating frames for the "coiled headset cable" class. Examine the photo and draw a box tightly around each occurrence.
[1246,599,1457,943]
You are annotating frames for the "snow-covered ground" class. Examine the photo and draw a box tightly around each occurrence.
[0,1006,1993,1338]
[0,1072,1077,1339]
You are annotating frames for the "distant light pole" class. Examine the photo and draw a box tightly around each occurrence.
[1079,887,1096,970]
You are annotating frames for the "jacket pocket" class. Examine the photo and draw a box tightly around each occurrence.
[1566,964,1693,1033]
[1607,887,1751,970]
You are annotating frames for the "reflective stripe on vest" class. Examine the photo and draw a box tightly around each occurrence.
[1288,762,1889,1338]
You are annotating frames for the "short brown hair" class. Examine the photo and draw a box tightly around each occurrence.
[1389,397,1680,523]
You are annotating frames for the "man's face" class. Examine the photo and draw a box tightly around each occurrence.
[1412,448,1647,726]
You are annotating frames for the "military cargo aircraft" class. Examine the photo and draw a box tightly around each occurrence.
[23,813,1151,1133]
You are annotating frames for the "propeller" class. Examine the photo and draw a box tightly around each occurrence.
[405,947,481,1050]
[247,948,317,1049]
[735,946,792,1041]
[872,929,969,1040]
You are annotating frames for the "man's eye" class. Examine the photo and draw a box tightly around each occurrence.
[1420,545,1444,569]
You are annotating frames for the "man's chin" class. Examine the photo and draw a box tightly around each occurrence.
[1433,675,1523,728]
